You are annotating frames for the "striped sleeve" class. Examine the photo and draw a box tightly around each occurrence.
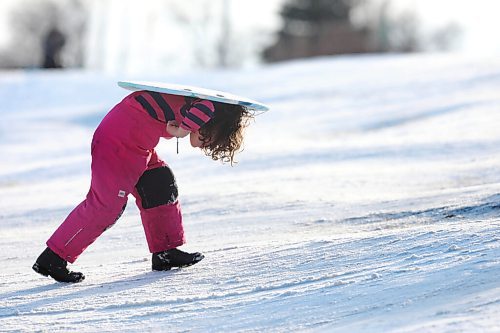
[180,100,215,132]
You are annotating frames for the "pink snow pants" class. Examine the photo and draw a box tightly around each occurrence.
[47,97,185,263]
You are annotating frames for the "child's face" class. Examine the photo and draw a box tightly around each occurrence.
[189,131,205,148]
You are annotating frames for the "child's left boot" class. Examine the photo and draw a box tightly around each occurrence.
[152,248,204,271]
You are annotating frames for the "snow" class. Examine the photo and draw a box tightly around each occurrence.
[1,53,500,332]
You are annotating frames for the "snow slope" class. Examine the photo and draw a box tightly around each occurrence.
[0,54,499,332]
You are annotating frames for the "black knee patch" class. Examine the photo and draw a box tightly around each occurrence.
[135,166,178,209]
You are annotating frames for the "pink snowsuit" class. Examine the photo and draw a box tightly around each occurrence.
[47,91,215,263]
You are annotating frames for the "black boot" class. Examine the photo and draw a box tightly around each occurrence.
[152,248,204,271]
[32,247,85,283]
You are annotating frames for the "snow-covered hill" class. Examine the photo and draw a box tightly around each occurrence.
[1,54,499,332]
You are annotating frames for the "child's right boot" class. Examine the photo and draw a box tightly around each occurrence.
[32,247,85,283]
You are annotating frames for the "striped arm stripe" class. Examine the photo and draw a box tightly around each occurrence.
[193,103,214,117]
[147,91,175,121]
[135,95,158,120]
[189,108,211,123]
[182,118,202,131]
[180,103,189,118]
[180,121,193,130]
[185,112,206,128]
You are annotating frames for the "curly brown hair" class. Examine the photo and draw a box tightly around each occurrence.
[198,101,253,165]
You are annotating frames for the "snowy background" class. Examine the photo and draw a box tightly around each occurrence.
[1,53,500,332]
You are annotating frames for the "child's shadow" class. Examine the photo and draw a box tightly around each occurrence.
[1,271,178,317]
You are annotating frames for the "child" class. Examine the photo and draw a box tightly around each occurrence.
[33,89,253,283]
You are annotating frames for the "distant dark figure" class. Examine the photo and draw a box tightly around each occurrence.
[42,27,66,68]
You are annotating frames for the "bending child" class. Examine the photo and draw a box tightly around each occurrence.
[33,90,252,283]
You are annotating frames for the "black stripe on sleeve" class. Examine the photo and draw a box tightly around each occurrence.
[186,112,206,128]
[147,91,175,121]
[193,103,214,118]
[181,121,193,129]
[180,103,189,118]
[135,95,158,120]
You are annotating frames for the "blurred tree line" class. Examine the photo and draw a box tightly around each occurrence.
[263,0,462,61]
[0,0,461,70]
[264,0,372,60]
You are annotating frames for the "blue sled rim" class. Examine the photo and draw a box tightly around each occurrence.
[118,81,270,112]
